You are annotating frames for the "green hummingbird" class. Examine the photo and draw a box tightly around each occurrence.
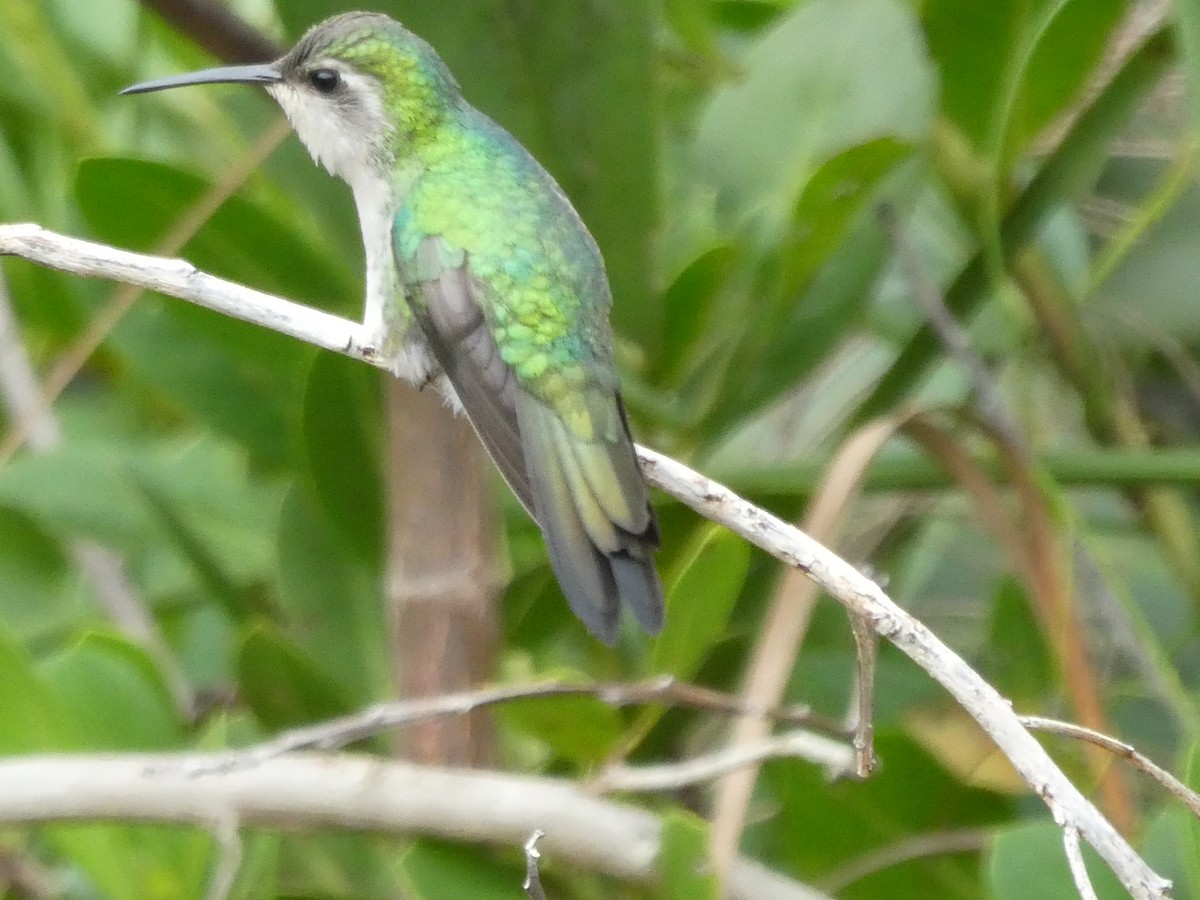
[123,12,663,643]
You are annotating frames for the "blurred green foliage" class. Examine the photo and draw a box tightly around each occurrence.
[2,0,1200,897]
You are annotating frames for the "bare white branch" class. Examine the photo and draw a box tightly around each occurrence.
[204,810,242,900]
[0,753,830,900]
[1023,714,1200,819]
[595,729,855,793]
[171,676,840,778]
[0,224,377,366]
[1065,827,1100,900]
[523,830,548,900]
[0,224,1173,899]
[633,450,1168,899]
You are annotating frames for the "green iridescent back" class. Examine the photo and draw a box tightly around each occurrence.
[401,108,616,409]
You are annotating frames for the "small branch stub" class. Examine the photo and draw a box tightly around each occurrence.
[523,830,549,900]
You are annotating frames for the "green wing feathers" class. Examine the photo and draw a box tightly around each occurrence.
[401,237,662,642]
[516,393,662,642]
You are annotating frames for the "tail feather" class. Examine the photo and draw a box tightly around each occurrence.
[553,425,622,554]
[517,393,663,644]
[611,551,664,633]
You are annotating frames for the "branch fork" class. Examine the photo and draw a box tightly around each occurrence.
[0,224,1175,899]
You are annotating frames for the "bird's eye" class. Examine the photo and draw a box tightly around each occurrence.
[308,68,340,94]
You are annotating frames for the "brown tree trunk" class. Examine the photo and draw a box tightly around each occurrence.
[384,380,501,766]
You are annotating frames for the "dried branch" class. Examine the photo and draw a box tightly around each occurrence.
[594,729,854,793]
[0,753,830,900]
[883,201,1135,830]
[0,225,1172,898]
[819,827,992,892]
[846,614,879,779]
[167,676,842,777]
[1023,714,1200,819]
[0,122,291,469]
[711,416,900,877]
[523,830,549,900]
[1065,827,1101,900]
[136,0,280,63]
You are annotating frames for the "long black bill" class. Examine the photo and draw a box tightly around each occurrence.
[121,64,282,96]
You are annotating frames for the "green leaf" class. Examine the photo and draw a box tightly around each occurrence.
[236,620,356,730]
[986,820,1124,900]
[695,0,934,227]
[984,577,1055,705]
[132,468,259,622]
[660,811,719,900]
[766,734,1011,889]
[0,446,153,547]
[704,141,910,431]
[924,0,1124,157]
[856,28,1173,423]
[1177,0,1200,132]
[400,839,526,900]
[0,439,279,618]
[655,244,739,385]
[40,631,183,750]
[1183,744,1200,896]
[651,524,750,680]
[276,484,388,702]
[0,620,74,753]
[1010,0,1123,152]
[0,627,187,900]
[0,506,74,640]
[301,351,384,567]
[75,157,352,306]
[498,677,624,767]
[74,157,347,467]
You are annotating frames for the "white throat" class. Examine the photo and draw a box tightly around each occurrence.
[268,72,432,385]
[266,69,389,189]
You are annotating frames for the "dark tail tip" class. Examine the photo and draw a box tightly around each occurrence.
[611,552,664,634]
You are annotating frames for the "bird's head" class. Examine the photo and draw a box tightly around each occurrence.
[123,13,461,187]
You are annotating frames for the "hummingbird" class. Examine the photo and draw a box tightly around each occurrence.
[123,12,663,644]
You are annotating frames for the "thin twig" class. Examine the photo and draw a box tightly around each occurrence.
[163,677,841,777]
[1065,827,1100,900]
[711,416,901,879]
[523,830,549,900]
[882,202,1136,830]
[0,226,1171,898]
[594,729,855,794]
[878,202,1024,452]
[1023,714,1200,819]
[204,810,242,900]
[819,827,993,893]
[846,614,879,778]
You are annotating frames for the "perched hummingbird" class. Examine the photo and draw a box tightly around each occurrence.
[123,12,663,643]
